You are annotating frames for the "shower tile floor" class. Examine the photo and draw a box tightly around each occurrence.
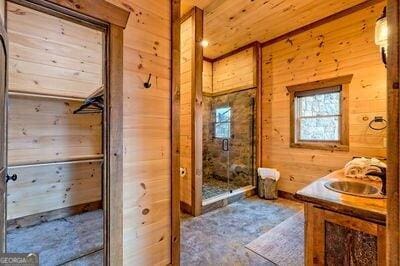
[202,177,243,199]
[181,196,303,265]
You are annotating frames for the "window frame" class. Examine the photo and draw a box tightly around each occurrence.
[287,75,353,151]
[214,105,232,139]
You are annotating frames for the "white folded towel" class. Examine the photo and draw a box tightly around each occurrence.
[344,157,386,180]
[345,165,364,178]
[258,168,280,181]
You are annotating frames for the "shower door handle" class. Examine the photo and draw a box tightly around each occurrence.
[222,139,229,151]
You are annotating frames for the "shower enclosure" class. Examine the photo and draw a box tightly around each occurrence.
[202,89,256,201]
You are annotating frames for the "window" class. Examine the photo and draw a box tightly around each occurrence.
[215,106,231,138]
[287,75,352,151]
[296,88,341,142]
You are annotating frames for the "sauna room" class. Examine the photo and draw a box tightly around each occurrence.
[178,0,392,265]
[4,2,105,265]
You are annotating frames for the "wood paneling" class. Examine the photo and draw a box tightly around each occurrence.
[6,0,104,238]
[192,7,203,216]
[7,160,102,220]
[6,95,102,221]
[6,1,128,264]
[386,0,399,263]
[171,0,180,263]
[7,200,102,229]
[105,0,172,265]
[179,8,203,216]
[183,0,368,59]
[202,60,212,93]
[261,3,387,194]
[305,204,386,265]
[106,24,125,266]
[212,47,255,93]
[8,96,102,165]
[181,0,212,16]
[7,2,103,98]
[46,0,130,28]
[180,17,192,207]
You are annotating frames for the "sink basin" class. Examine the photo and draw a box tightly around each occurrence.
[324,180,385,199]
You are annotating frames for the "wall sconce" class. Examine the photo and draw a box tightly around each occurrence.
[375,7,388,65]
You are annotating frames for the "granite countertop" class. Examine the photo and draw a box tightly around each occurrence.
[294,169,386,225]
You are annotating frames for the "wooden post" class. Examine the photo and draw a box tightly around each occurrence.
[105,24,124,266]
[254,42,262,170]
[171,0,181,264]
[387,0,400,264]
[191,7,203,217]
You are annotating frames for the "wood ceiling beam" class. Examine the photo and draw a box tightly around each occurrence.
[12,0,130,28]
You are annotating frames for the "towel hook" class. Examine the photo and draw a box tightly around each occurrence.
[144,73,152,89]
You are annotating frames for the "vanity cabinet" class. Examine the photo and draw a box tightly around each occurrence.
[305,203,386,266]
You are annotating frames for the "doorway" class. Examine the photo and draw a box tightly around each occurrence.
[0,0,127,264]
[5,2,105,264]
[202,89,257,202]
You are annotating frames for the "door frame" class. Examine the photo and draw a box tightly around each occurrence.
[4,0,129,265]
[386,0,400,264]
[171,0,181,265]
[0,11,8,253]
[178,7,203,217]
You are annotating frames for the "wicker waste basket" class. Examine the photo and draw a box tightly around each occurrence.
[257,168,280,200]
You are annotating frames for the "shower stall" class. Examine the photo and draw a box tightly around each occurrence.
[202,88,256,201]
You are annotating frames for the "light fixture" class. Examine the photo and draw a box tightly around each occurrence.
[200,39,209,48]
[375,7,388,65]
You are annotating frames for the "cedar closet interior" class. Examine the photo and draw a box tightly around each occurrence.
[5,2,105,264]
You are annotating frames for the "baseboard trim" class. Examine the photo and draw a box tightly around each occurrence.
[278,190,301,202]
[7,201,102,230]
[180,201,192,215]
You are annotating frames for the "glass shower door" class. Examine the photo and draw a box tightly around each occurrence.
[202,89,256,201]
[226,91,256,192]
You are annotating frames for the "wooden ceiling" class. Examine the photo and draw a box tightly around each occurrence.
[181,0,370,59]
[181,0,213,16]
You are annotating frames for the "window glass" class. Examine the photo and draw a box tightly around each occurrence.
[296,90,341,142]
[215,107,231,138]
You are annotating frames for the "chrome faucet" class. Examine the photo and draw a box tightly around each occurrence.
[368,165,386,195]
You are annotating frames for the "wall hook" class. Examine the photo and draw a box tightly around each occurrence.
[144,74,152,89]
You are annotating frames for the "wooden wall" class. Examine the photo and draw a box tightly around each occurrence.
[212,47,255,93]
[7,4,103,220]
[203,60,212,93]
[7,97,102,166]
[7,3,103,99]
[180,17,192,206]
[261,2,387,194]
[105,0,172,265]
[7,158,102,220]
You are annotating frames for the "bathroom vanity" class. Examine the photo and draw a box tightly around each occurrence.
[295,170,386,265]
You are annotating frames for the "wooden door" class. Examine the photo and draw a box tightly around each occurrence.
[0,17,7,252]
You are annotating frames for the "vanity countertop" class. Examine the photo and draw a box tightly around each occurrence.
[294,169,386,225]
